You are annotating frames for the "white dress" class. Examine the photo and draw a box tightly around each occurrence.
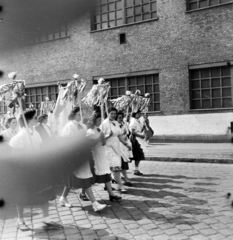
[86,127,111,176]
[9,128,42,151]
[1,128,16,142]
[60,120,93,179]
[101,118,122,170]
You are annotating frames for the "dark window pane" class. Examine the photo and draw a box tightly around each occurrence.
[220,0,232,3]
[102,22,108,29]
[212,89,221,98]
[129,86,136,92]
[111,80,118,87]
[31,89,36,94]
[221,67,231,76]
[223,98,232,108]
[135,0,141,5]
[36,88,41,94]
[191,80,200,89]
[154,94,160,102]
[135,15,142,22]
[145,76,153,84]
[111,88,117,96]
[192,90,201,99]
[210,0,219,5]
[200,0,208,8]
[36,96,42,102]
[129,77,136,85]
[202,90,210,98]
[201,69,209,78]
[151,2,157,11]
[108,2,115,11]
[109,12,115,20]
[145,85,152,93]
[116,10,122,18]
[202,99,211,108]
[211,78,220,87]
[126,0,134,7]
[189,2,198,10]
[31,96,36,102]
[126,17,134,23]
[190,70,199,80]
[55,32,60,38]
[48,33,54,40]
[135,6,142,14]
[192,100,201,109]
[142,0,150,3]
[154,85,159,92]
[119,88,125,95]
[118,79,125,86]
[212,99,221,108]
[116,1,122,9]
[143,13,151,20]
[222,77,231,87]
[211,68,220,78]
[101,4,107,13]
[116,19,122,25]
[138,86,144,94]
[61,31,67,38]
[109,21,115,27]
[102,14,107,21]
[155,103,160,111]
[222,88,231,97]
[101,0,107,4]
[201,79,210,88]
[142,4,149,12]
[126,7,134,16]
[95,23,101,30]
[151,11,157,18]
[148,104,153,111]
[137,77,144,85]
[153,75,159,83]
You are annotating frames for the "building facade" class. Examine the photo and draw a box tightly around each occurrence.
[1,0,233,139]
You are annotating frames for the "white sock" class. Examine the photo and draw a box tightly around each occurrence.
[135,167,139,171]
[18,218,24,224]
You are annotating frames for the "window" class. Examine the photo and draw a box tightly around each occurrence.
[187,0,233,11]
[96,73,160,111]
[25,85,59,112]
[190,66,233,109]
[29,24,69,44]
[92,0,158,31]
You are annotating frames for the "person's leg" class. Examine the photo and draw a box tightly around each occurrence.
[59,186,72,207]
[17,205,30,231]
[105,182,115,196]
[121,170,130,182]
[80,188,89,201]
[85,187,107,211]
[134,160,143,175]
[112,171,127,192]
[61,186,71,198]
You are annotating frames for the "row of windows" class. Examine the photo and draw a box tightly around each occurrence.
[0,66,232,116]
[188,0,233,11]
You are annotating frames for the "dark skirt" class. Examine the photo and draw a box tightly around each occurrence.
[130,135,145,161]
[72,176,95,189]
[121,157,129,170]
[95,173,111,184]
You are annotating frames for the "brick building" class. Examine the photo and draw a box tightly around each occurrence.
[1,0,233,140]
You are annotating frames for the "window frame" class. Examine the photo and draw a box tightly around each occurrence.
[189,62,233,111]
[186,0,233,12]
[93,70,161,113]
[91,0,159,32]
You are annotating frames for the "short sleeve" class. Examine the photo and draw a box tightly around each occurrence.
[60,123,73,138]
[100,119,110,135]
[129,118,137,131]
[86,129,98,140]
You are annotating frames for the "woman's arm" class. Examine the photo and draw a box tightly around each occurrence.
[118,135,132,150]
[131,129,145,139]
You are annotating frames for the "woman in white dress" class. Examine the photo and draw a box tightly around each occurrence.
[9,110,55,231]
[87,112,122,201]
[59,107,107,212]
[129,111,146,176]
[1,117,17,142]
[101,108,131,193]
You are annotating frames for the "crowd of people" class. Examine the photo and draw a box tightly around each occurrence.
[0,106,154,231]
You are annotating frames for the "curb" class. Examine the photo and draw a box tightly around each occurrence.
[145,157,233,164]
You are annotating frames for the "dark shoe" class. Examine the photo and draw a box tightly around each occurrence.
[112,179,117,184]
[79,193,89,201]
[43,221,63,230]
[134,171,143,176]
[17,222,30,231]
[109,195,122,202]
[124,182,133,187]
[104,187,116,191]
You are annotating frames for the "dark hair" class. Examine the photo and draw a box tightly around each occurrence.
[6,117,16,128]
[87,112,102,129]
[19,109,37,128]
[131,111,141,118]
[116,111,124,120]
[68,107,80,121]
[37,114,48,124]
[109,107,118,114]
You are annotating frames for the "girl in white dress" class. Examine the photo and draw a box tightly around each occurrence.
[1,117,17,142]
[129,111,146,176]
[59,107,107,212]
[101,108,131,193]
[87,112,122,201]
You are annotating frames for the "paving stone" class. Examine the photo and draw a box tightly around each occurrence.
[182,229,199,237]
[210,223,227,230]
[218,228,233,236]
[152,234,171,240]
[117,232,134,239]
[170,234,189,240]
[142,223,158,230]
[125,223,140,230]
[192,223,209,230]
[164,228,181,236]
[129,228,146,236]
[209,234,226,240]
[148,228,164,236]
[134,233,153,240]
[111,227,128,235]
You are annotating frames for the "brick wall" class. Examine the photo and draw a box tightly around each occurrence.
[1,0,233,121]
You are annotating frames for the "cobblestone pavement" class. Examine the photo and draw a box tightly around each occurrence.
[0,161,233,240]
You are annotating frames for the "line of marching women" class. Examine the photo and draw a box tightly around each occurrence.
[0,106,152,231]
